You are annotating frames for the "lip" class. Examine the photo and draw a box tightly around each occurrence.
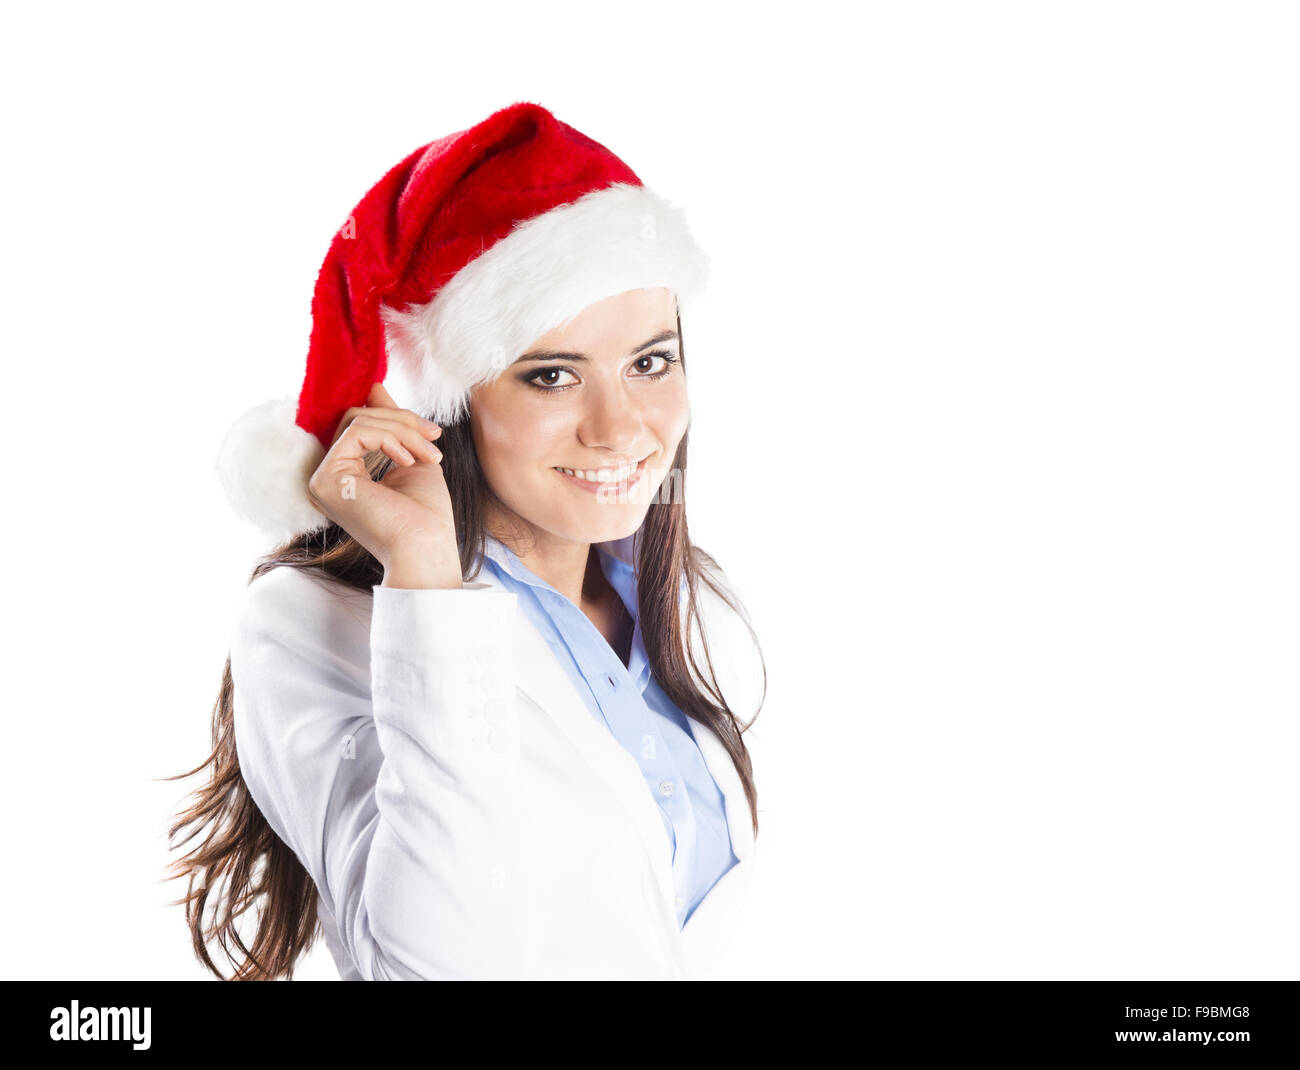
[553,456,650,495]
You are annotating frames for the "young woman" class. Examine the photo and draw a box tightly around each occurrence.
[166,102,766,980]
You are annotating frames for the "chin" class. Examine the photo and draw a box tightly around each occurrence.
[598,509,650,544]
[552,504,648,546]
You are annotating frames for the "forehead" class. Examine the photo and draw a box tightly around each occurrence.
[527,287,678,355]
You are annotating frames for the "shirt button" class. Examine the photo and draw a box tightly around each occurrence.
[674,895,684,910]
[659,780,674,797]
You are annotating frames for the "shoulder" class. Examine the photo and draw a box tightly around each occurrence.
[685,552,766,722]
[242,563,371,615]
[234,565,374,670]
[686,550,752,646]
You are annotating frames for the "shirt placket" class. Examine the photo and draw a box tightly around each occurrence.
[568,620,698,924]
[483,541,702,924]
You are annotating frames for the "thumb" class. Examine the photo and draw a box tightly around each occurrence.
[367,380,400,410]
[329,381,402,449]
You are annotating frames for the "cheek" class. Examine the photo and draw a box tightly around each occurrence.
[473,398,567,479]
[648,383,691,447]
[470,396,522,481]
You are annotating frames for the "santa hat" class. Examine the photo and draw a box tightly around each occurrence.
[215,101,710,544]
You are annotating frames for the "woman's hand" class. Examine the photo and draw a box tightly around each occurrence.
[307,382,462,587]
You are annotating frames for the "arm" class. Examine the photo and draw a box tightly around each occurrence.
[229,565,526,980]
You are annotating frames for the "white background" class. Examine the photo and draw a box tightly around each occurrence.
[1,1,1295,980]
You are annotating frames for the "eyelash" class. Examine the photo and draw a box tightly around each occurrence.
[522,351,680,393]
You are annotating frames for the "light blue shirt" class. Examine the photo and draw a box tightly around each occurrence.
[476,534,739,928]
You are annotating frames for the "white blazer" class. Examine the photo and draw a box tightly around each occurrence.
[229,533,762,980]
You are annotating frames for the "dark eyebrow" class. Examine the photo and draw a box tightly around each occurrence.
[514,329,679,364]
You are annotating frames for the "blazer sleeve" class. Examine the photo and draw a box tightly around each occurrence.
[229,564,526,980]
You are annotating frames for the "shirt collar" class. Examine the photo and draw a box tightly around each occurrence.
[478,534,532,587]
[480,533,638,614]
[479,529,688,612]
[480,526,636,579]
[595,545,638,620]
[594,529,639,568]
[483,533,686,692]
[481,533,646,677]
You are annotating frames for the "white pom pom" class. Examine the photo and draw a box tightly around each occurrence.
[214,396,329,544]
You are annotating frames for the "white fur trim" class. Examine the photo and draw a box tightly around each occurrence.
[215,395,329,543]
[379,182,710,426]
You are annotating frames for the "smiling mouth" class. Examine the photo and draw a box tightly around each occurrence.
[553,455,649,488]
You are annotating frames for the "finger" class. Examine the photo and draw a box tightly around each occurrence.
[329,405,362,449]
[353,426,417,467]
[362,384,444,438]
[372,413,442,460]
[347,416,443,464]
[333,403,442,450]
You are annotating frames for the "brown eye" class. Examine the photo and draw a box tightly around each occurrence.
[522,366,579,391]
[631,351,680,379]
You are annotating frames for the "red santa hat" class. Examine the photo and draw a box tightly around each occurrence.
[215,100,710,543]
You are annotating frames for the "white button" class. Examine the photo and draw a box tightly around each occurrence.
[674,895,684,910]
[659,780,674,797]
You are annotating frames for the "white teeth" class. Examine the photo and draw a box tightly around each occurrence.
[557,463,638,483]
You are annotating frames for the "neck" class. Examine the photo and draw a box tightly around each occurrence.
[486,512,605,611]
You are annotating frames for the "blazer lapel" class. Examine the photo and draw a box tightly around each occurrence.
[677,710,757,976]
[465,541,756,978]
[465,567,682,931]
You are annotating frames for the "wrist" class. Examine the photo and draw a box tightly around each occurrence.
[383,542,463,590]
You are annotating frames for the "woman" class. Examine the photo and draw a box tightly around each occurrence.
[166,102,766,980]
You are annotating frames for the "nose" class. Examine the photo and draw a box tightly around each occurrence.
[576,378,647,457]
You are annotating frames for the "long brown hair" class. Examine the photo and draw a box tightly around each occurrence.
[163,310,766,980]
